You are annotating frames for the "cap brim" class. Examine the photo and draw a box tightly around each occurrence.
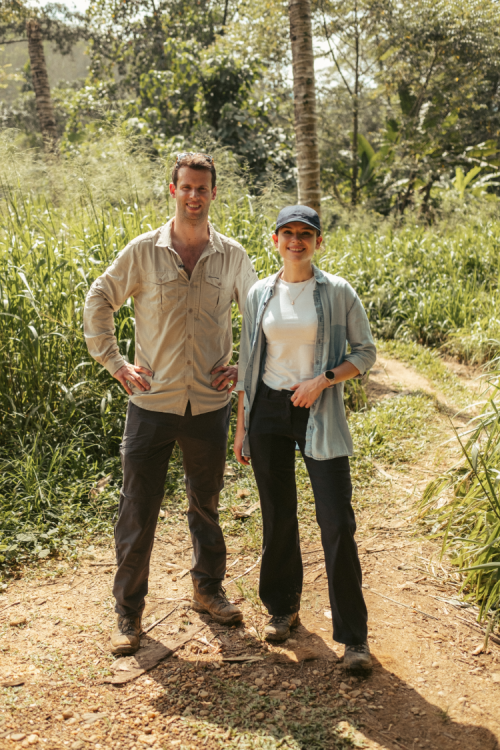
[275,218,321,233]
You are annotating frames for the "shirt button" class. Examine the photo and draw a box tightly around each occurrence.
[187,334,192,339]
[187,360,192,365]
[188,308,193,313]
[187,385,192,390]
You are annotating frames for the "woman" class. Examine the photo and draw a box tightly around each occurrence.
[234,205,376,671]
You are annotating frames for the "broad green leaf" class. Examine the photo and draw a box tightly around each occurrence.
[461,562,500,572]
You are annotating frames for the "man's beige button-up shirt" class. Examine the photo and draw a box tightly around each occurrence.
[83,219,258,415]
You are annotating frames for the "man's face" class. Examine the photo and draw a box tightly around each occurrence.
[272,221,322,265]
[169,167,216,223]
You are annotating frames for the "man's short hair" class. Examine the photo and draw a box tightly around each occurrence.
[171,153,216,190]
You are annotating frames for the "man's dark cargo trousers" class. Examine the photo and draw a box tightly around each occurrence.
[113,400,231,617]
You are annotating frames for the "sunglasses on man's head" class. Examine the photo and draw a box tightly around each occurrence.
[176,152,214,163]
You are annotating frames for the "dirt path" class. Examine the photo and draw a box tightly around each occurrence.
[0,357,499,750]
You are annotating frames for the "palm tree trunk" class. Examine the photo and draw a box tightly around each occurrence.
[288,0,321,215]
[26,19,58,150]
[351,2,359,206]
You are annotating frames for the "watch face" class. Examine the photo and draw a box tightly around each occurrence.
[325,370,335,380]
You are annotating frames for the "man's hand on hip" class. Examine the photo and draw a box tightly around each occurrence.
[113,364,152,395]
[211,365,238,394]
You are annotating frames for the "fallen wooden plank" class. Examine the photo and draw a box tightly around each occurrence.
[102,624,207,684]
[222,654,264,663]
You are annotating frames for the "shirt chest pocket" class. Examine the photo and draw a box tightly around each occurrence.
[143,270,179,313]
[203,271,232,317]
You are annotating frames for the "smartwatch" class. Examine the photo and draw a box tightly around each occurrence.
[324,370,335,386]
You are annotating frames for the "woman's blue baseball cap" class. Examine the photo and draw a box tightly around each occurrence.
[275,205,321,234]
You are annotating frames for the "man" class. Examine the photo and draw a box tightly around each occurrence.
[84,152,258,655]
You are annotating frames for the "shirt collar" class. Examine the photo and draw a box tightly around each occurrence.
[313,264,327,283]
[155,220,172,248]
[155,218,223,254]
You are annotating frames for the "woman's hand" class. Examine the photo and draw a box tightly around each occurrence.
[290,362,361,407]
[234,390,251,465]
[290,375,328,408]
[234,428,250,465]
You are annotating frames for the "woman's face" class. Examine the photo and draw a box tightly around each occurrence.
[272,221,322,267]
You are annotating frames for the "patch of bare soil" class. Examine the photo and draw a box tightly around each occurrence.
[367,357,437,402]
[0,358,499,750]
[367,356,482,417]
[441,358,486,393]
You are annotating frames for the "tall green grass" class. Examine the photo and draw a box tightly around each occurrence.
[420,377,500,620]
[0,143,155,567]
[0,132,280,570]
[2,130,500,574]
[320,222,500,364]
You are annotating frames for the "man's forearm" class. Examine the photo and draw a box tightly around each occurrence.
[83,288,125,375]
[83,244,139,375]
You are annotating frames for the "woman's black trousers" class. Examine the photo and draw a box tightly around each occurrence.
[248,382,368,646]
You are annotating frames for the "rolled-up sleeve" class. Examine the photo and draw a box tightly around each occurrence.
[344,292,377,375]
[235,286,257,391]
[83,245,140,376]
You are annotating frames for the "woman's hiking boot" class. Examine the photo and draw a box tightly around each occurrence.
[191,581,243,625]
[110,614,142,655]
[343,642,372,671]
[264,612,300,642]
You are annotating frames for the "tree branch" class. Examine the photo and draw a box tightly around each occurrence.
[321,7,353,97]
[351,0,360,207]
[410,47,440,119]
[1,38,28,44]
[395,172,417,214]
[331,176,347,208]
[419,177,435,218]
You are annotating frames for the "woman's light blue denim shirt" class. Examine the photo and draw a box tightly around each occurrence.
[236,265,377,461]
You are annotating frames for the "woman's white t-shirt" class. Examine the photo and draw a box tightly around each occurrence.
[262,276,318,391]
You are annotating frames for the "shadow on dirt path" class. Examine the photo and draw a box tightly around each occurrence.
[103,621,499,750]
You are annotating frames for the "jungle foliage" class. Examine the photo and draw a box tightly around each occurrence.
[2,0,500,210]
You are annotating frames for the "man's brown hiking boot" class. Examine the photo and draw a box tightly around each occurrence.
[110,614,142,655]
[264,612,300,642]
[343,642,372,672]
[191,581,243,625]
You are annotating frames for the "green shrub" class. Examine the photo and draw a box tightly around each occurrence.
[319,222,500,362]
[419,379,500,619]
